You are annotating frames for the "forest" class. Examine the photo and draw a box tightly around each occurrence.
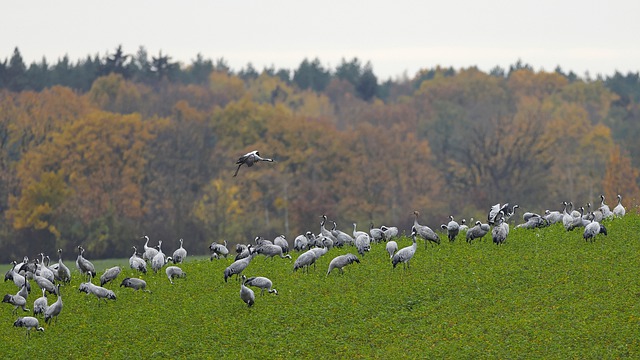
[0,45,639,261]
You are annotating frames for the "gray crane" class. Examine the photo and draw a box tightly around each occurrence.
[79,282,116,303]
[100,266,122,287]
[256,243,292,260]
[129,246,147,274]
[240,275,255,307]
[392,227,418,269]
[331,222,355,247]
[273,235,289,254]
[599,195,613,219]
[56,248,71,284]
[44,284,62,324]
[209,240,230,260]
[293,250,317,273]
[543,208,563,224]
[492,214,509,245]
[33,288,48,316]
[2,293,28,314]
[120,277,149,291]
[440,215,460,242]
[244,276,278,295]
[142,236,159,262]
[37,253,55,283]
[369,222,386,243]
[172,238,187,264]
[166,266,186,284]
[613,194,626,217]
[386,240,398,259]
[28,272,57,296]
[412,211,440,246]
[293,232,313,251]
[326,253,360,275]
[583,220,608,242]
[320,215,338,244]
[151,240,169,273]
[75,245,96,280]
[224,253,254,282]
[13,316,44,338]
[233,150,274,177]
[354,234,371,257]
[380,225,399,241]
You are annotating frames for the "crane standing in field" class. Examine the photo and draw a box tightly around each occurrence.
[392,227,418,269]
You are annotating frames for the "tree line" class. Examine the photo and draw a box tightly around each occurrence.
[0,46,638,261]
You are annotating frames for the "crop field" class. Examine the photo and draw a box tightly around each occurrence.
[2,214,640,358]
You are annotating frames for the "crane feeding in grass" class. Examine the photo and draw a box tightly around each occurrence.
[13,317,44,338]
[326,253,360,275]
[100,266,122,287]
[392,227,418,269]
[240,275,255,307]
[244,276,278,295]
[166,266,186,284]
[120,277,149,291]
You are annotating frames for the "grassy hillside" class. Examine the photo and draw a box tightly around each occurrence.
[2,214,640,358]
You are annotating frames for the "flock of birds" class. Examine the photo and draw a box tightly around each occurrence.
[2,148,630,338]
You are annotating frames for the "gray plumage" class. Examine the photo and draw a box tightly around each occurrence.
[320,215,339,244]
[151,240,168,273]
[492,215,509,245]
[369,222,386,243]
[326,253,360,275]
[76,246,96,280]
[543,209,563,224]
[599,194,613,219]
[386,240,398,259]
[244,276,278,295]
[224,254,254,282]
[380,225,399,240]
[56,248,71,284]
[273,235,289,253]
[44,284,62,325]
[331,222,355,247]
[2,293,28,314]
[255,243,292,260]
[516,214,549,229]
[13,316,44,338]
[120,277,149,291]
[166,266,186,284]
[7,262,30,292]
[440,215,460,242]
[613,195,626,217]
[293,232,312,251]
[392,227,418,269]
[233,150,274,177]
[37,253,55,283]
[354,233,371,256]
[172,238,187,264]
[129,246,147,274]
[209,240,230,260]
[79,282,116,303]
[413,211,440,246]
[33,289,48,316]
[240,275,255,307]
[142,236,159,262]
[30,272,57,296]
[567,207,588,231]
[583,220,608,242]
[293,250,317,273]
[100,266,122,287]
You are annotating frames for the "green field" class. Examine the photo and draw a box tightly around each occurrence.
[2,215,639,359]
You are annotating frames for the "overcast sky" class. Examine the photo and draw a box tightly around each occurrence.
[3,0,639,80]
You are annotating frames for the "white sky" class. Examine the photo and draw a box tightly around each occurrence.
[3,0,640,80]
